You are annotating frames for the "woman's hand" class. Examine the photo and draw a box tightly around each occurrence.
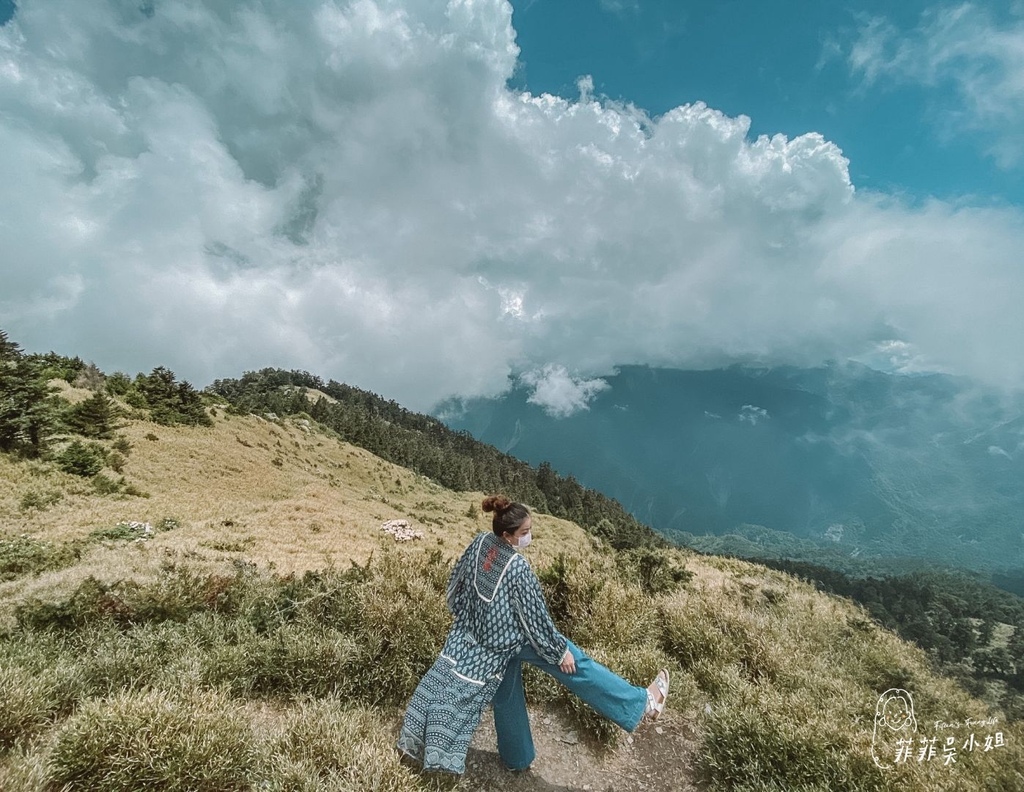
[559,648,576,675]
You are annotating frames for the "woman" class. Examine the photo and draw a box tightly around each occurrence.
[397,495,669,775]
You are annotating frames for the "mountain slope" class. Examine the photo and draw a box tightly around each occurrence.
[1,384,1022,791]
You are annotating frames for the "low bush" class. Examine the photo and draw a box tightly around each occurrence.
[202,623,366,699]
[0,535,80,581]
[88,521,154,543]
[273,700,422,792]
[47,688,268,791]
[18,489,62,512]
[0,666,54,750]
[615,546,692,597]
[90,474,123,495]
[345,547,452,705]
[110,435,132,454]
[700,690,878,791]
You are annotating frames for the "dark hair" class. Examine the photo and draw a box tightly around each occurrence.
[481,495,530,537]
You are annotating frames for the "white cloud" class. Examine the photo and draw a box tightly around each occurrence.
[0,0,1022,412]
[988,445,1012,460]
[848,3,1024,167]
[599,0,640,15]
[520,365,609,418]
[738,405,769,425]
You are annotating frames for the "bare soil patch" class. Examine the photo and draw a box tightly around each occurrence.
[453,704,704,792]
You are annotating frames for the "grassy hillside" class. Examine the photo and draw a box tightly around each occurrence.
[1,381,592,613]
[1,386,1022,789]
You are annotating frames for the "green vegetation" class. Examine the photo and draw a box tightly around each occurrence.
[1,330,205,500]
[2,545,1020,790]
[0,535,80,582]
[128,366,212,427]
[0,331,62,457]
[63,391,118,439]
[55,441,106,477]
[746,557,1024,720]
[209,369,660,550]
[3,334,1023,789]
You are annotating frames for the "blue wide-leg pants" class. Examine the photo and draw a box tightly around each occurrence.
[492,639,648,770]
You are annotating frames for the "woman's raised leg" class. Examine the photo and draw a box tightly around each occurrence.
[493,638,649,769]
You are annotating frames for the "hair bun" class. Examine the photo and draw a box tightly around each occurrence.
[481,495,512,513]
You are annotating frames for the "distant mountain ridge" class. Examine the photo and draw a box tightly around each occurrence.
[436,362,1024,579]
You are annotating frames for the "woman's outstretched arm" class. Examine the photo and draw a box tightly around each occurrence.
[510,561,570,668]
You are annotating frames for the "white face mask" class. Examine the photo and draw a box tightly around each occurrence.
[515,532,532,549]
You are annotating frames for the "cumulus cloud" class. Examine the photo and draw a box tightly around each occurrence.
[848,3,1024,167]
[520,364,609,418]
[0,0,1023,413]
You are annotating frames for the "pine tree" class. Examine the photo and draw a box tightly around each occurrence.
[65,391,117,439]
[0,330,60,456]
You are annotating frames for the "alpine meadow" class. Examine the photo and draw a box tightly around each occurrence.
[1,330,1022,791]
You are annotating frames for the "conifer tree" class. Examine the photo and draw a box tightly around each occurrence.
[0,330,59,455]
[65,391,118,439]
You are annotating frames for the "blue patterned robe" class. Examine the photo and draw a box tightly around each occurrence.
[396,532,568,774]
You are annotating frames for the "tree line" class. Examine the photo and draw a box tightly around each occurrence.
[1,329,210,463]
[207,367,664,550]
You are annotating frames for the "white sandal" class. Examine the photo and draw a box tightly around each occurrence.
[643,668,670,722]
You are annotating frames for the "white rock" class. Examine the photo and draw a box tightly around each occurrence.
[380,519,423,542]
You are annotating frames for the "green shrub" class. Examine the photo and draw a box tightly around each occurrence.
[76,624,171,698]
[0,535,80,581]
[55,441,104,477]
[203,623,365,699]
[697,679,891,792]
[91,474,122,495]
[157,516,181,532]
[615,547,692,597]
[110,435,132,454]
[89,521,154,542]
[0,665,53,749]
[13,566,263,634]
[47,688,269,791]
[123,481,149,497]
[0,632,84,729]
[15,577,123,632]
[536,552,609,635]
[346,547,451,705]
[273,700,422,791]
[18,489,62,512]
[660,595,738,671]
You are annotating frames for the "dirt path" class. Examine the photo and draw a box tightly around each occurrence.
[455,705,705,792]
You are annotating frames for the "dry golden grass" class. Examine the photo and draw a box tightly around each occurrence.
[0,408,592,616]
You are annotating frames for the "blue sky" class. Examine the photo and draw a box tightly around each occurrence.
[507,0,1023,205]
[1,0,1023,413]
